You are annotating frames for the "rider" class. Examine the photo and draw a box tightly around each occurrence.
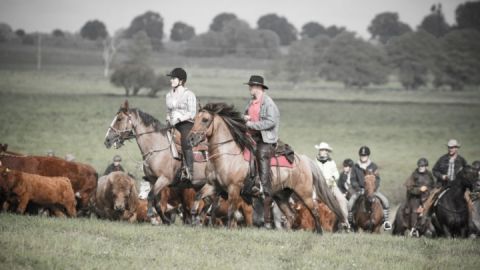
[405,158,435,229]
[314,142,349,226]
[165,67,197,182]
[338,158,355,199]
[347,146,392,230]
[103,155,124,176]
[243,75,280,229]
[432,139,467,187]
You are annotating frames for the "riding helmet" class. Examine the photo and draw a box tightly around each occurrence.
[166,67,187,82]
[358,146,370,156]
[417,158,429,167]
[343,158,354,167]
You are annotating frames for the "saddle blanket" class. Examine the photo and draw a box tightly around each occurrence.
[243,149,294,168]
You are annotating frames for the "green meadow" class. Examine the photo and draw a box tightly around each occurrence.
[1,45,480,269]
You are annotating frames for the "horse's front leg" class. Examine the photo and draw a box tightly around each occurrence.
[227,184,241,229]
[150,175,172,225]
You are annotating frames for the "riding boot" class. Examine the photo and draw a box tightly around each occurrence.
[348,211,353,225]
[256,143,273,196]
[183,148,194,182]
[383,208,392,230]
[263,195,273,229]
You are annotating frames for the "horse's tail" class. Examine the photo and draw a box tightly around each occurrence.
[307,157,346,224]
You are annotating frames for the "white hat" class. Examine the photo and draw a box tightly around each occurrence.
[446,139,460,148]
[314,142,332,152]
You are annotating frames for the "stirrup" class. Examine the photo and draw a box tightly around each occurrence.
[383,221,392,231]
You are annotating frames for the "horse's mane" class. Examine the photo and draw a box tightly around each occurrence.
[201,103,254,152]
[126,108,167,134]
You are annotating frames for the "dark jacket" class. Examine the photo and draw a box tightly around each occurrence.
[432,154,467,185]
[103,164,124,176]
[337,168,357,198]
[350,161,380,191]
[405,169,435,201]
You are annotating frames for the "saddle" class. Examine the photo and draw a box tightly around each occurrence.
[242,140,295,168]
[168,129,208,162]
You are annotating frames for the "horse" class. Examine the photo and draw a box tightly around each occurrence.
[351,171,384,233]
[419,165,478,238]
[104,100,207,224]
[188,103,345,233]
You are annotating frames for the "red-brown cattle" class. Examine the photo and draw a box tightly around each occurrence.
[90,171,138,222]
[0,155,97,213]
[292,200,337,232]
[0,166,76,217]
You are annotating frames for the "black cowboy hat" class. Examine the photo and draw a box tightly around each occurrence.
[244,75,269,89]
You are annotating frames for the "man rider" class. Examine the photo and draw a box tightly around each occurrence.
[243,75,280,229]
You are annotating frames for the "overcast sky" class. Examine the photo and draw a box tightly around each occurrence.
[0,0,468,39]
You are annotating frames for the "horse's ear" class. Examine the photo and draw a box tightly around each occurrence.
[197,101,202,112]
[120,100,129,112]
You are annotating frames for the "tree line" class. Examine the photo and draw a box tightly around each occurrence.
[1,1,479,93]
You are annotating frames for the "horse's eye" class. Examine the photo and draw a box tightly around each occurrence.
[117,118,122,122]
[202,118,209,123]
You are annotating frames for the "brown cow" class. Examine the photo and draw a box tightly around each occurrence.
[292,200,337,232]
[0,166,77,217]
[90,171,138,222]
[0,154,97,214]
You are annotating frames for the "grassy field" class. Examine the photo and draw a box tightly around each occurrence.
[1,213,479,270]
[1,45,480,269]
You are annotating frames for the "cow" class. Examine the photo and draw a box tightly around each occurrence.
[0,155,97,214]
[0,166,76,217]
[90,171,138,222]
[292,200,337,232]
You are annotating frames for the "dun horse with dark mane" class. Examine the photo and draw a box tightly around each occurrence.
[188,103,345,233]
[104,100,207,224]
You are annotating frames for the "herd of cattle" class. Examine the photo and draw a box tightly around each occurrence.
[2,142,479,238]
[0,143,337,230]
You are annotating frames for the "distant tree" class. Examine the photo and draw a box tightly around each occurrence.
[110,63,155,96]
[387,30,440,90]
[22,34,35,45]
[210,13,237,32]
[0,22,14,42]
[15,29,26,38]
[368,12,412,44]
[185,19,279,58]
[325,25,347,38]
[125,11,164,50]
[301,22,326,39]
[418,4,450,37]
[125,31,153,64]
[257,13,297,45]
[322,32,389,88]
[433,29,480,90]
[52,29,65,38]
[170,22,195,41]
[148,74,170,97]
[80,20,108,40]
[282,35,331,81]
[185,31,227,57]
[455,1,480,31]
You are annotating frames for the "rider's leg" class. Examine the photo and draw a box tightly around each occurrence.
[375,191,392,230]
[347,193,359,225]
[176,121,194,181]
[256,142,274,227]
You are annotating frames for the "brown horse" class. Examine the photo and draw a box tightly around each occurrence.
[352,171,384,233]
[104,100,207,224]
[188,103,344,233]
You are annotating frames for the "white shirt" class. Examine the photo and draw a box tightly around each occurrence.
[316,158,340,188]
[166,87,197,126]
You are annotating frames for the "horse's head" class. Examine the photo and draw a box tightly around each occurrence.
[188,109,215,147]
[457,165,479,191]
[104,100,135,149]
[364,170,377,203]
